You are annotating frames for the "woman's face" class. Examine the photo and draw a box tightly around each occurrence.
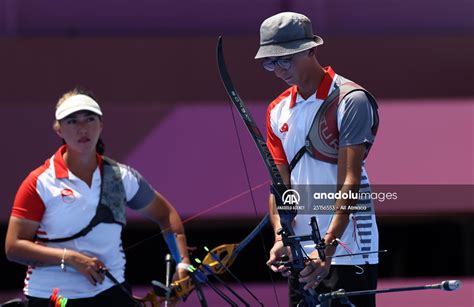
[56,111,103,155]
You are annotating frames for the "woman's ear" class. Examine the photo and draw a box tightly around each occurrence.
[53,121,63,138]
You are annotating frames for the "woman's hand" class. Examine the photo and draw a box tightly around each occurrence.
[66,250,106,286]
[172,262,190,282]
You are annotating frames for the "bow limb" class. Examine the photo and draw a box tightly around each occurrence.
[216,36,284,305]
[217,36,323,306]
[202,212,270,274]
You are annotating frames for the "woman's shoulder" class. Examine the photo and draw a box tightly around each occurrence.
[22,158,53,186]
[101,155,143,182]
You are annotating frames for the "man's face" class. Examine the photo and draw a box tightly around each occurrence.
[262,50,311,86]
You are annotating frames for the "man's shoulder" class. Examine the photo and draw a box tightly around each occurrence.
[332,74,377,105]
[267,85,295,111]
[333,74,357,89]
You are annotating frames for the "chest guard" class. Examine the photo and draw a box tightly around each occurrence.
[289,82,379,171]
[307,81,379,164]
[37,156,127,243]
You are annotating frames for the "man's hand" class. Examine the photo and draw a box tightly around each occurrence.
[298,250,331,290]
[266,240,292,277]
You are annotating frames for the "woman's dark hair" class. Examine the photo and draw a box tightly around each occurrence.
[56,87,105,155]
[95,138,105,155]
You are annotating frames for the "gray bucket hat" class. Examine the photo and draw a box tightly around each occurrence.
[255,12,323,59]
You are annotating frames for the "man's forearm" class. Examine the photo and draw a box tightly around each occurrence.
[324,214,350,257]
[324,182,360,256]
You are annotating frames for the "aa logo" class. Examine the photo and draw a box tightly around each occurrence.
[282,189,300,205]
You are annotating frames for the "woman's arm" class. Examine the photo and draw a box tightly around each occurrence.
[138,192,190,266]
[5,216,106,286]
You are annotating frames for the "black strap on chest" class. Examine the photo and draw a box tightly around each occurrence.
[36,157,127,243]
[289,146,307,173]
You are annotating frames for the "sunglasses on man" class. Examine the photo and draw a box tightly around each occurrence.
[261,50,309,72]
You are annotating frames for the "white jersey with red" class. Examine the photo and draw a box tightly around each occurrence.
[267,66,379,265]
[11,145,155,298]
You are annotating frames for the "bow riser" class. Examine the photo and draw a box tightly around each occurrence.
[202,244,238,275]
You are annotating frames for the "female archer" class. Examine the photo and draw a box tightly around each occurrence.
[5,88,190,306]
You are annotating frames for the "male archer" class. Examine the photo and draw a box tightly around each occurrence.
[257,12,380,307]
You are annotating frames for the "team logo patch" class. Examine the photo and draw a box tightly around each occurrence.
[60,188,75,203]
[279,123,289,133]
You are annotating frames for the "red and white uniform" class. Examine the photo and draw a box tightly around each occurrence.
[11,145,154,298]
[267,67,379,265]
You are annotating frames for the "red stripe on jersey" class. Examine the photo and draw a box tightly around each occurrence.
[11,161,49,222]
[26,267,33,285]
[266,88,292,165]
[97,153,104,175]
[316,66,336,100]
[53,145,69,179]
[287,86,298,108]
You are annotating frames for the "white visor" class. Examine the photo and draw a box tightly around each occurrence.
[55,94,103,120]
